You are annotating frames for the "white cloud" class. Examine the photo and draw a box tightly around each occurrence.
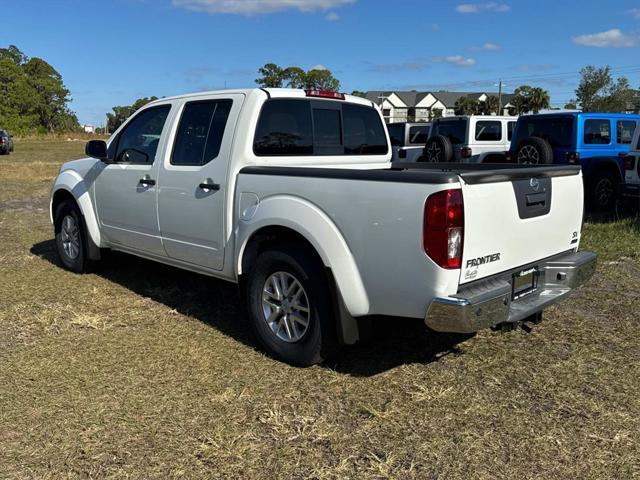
[456,2,510,13]
[471,42,500,51]
[629,8,640,19]
[173,0,355,15]
[325,11,339,20]
[442,55,476,66]
[572,28,640,47]
[310,64,328,71]
[430,56,476,66]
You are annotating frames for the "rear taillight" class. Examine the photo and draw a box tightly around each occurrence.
[424,189,464,269]
[624,155,636,170]
[461,147,472,159]
[566,152,580,164]
[0,137,5,145]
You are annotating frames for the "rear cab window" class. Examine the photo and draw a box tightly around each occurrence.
[254,99,388,156]
[475,120,502,142]
[584,119,611,145]
[433,119,467,145]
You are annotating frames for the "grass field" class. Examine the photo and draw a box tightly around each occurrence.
[1,139,639,479]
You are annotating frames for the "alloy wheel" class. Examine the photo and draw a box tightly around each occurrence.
[60,215,80,260]
[262,271,310,343]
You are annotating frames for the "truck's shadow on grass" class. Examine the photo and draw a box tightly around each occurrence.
[31,239,470,377]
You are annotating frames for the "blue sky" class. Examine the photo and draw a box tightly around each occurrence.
[3,0,640,125]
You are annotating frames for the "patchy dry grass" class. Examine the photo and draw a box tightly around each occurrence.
[1,139,639,479]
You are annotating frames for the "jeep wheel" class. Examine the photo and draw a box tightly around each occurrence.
[516,137,553,165]
[588,171,617,212]
[245,245,338,367]
[422,135,453,163]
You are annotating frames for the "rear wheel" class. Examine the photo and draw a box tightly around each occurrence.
[245,245,338,367]
[54,199,91,273]
[587,171,617,212]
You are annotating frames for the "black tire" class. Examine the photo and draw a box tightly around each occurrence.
[245,245,338,367]
[54,199,91,273]
[515,136,554,165]
[586,170,617,212]
[422,135,453,162]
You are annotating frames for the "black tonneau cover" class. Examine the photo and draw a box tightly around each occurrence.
[240,163,581,186]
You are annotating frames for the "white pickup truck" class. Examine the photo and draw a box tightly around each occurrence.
[50,88,596,366]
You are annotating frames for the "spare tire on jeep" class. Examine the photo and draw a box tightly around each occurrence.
[419,135,454,163]
[516,136,554,165]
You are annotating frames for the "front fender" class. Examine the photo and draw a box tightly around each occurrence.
[50,169,102,248]
[236,195,370,317]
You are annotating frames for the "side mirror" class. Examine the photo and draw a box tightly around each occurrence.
[85,140,109,161]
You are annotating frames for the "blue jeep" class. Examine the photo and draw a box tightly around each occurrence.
[509,112,640,210]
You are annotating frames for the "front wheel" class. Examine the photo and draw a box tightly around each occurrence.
[54,199,91,273]
[245,246,338,367]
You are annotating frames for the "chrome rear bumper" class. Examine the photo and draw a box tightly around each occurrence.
[424,251,597,334]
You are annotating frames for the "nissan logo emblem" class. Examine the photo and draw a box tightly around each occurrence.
[529,178,540,191]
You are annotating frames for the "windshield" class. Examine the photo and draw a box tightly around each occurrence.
[512,116,575,148]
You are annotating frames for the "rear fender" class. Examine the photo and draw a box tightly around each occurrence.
[236,195,370,317]
[581,156,623,180]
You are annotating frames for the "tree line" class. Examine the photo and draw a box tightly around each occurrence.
[2,45,640,136]
[0,45,78,134]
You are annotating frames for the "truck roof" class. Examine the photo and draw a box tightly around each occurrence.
[146,88,374,108]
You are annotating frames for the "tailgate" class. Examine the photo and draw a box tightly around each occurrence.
[459,166,583,284]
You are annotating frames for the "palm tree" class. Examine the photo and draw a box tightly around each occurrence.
[480,95,500,115]
[529,87,550,113]
[454,97,479,115]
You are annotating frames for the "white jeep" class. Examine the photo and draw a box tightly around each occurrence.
[421,115,517,163]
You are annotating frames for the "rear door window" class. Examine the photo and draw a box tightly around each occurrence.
[616,120,636,145]
[434,119,466,144]
[171,100,232,166]
[584,119,611,144]
[475,121,502,141]
[507,121,516,141]
[408,125,430,144]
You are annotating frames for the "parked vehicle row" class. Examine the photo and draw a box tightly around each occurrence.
[419,116,516,163]
[50,88,596,366]
[0,129,14,155]
[388,111,640,211]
